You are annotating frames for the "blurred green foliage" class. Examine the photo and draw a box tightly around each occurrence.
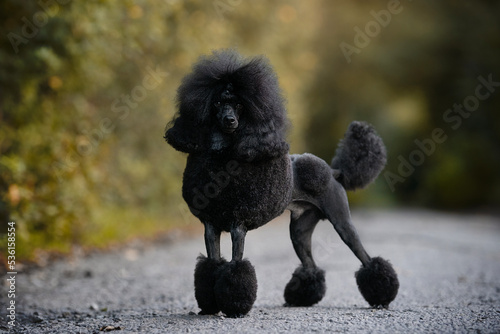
[1,0,499,261]
[0,0,318,261]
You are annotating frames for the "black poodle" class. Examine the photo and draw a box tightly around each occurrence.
[164,50,399,317]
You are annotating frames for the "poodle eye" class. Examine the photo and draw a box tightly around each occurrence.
[236,104,242,110]
[214,101,221,108]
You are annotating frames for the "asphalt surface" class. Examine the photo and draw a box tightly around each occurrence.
[2,209,500,333]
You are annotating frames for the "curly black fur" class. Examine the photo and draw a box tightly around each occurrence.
[291,154,331,196]
[355,257,399,308]
[284,266,326,307]
[182,153,292,232]
[331,121,387,191]
[214,259,258,317]
[194,255,227,315]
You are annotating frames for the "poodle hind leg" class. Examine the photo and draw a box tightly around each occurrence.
[320,179,399,308]
[214,224,257,317]
[284,203,326,307]
[194,223,226,315]
[355,256,399,308]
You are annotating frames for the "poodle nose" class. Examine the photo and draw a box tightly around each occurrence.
[224,115,237,126]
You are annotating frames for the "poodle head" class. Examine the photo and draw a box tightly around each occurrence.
[213,83,242,135]
[165,49,290,161]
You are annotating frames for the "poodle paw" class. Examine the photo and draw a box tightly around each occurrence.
[214,259,257,317]
[355,257,399,308]
[284,265,326,306]
[194,255,227,315]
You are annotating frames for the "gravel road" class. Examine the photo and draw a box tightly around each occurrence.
[2,209,500,333]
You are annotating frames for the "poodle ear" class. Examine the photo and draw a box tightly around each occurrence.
[165,53,222,153]
[235,121,290,161]
[164,113,206,153]
[229,54,290,161]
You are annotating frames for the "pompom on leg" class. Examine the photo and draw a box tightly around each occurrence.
[213,259,257,318]
[284,266,326,307]
[194,255,227,315]
[355,257,399,308]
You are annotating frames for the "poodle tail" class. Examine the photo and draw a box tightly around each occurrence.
[330,121,386,191]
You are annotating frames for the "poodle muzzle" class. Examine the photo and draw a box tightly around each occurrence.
[220,106,239,133]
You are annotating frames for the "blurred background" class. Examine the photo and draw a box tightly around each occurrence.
[1,0,499,262]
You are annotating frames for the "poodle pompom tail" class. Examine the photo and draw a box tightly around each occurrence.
[194,255,227,315]
[355,257,399,308]
[284,266,326,307]
[331,121,387,191]
[214,259,258,317]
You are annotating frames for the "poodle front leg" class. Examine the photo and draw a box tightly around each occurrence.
[194,223,225,315]
[204,223,221,260]
[284,203,326,306]
[213,223,257,317]
[230,224,246,261]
